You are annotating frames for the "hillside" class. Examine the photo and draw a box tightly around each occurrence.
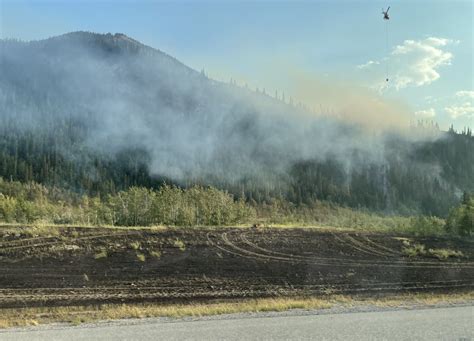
[0,32,473,216]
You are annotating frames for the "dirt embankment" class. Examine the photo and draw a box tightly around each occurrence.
[0,226,472,308]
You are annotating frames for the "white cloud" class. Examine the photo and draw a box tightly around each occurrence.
[415,108,436,118]
[390,37,454,90]
[423,37,452,47]
[455,90,474,99]
[357,60,379,69]
[445,102,474,119]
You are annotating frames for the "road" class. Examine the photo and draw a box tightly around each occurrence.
[1,306,473,341]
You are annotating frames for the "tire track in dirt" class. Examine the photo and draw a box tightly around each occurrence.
[243,231,473,267]
[340,234,392,257]
[0,230,103,248]
[331,233,385,257]
[240,232,411,266]
[1,279,469,293]
[207,231,474,269]
[1,280,472,308]
[0,231,139,252]
[1,227,472,308]
[362,236,402,256]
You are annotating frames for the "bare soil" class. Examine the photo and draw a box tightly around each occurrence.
[0,226,472,308]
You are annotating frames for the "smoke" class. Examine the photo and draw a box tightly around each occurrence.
[265,65,414,131]
[0,32,441,189]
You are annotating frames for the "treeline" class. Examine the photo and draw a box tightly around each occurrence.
[284,129,473,217]
[0,178,254,226]
[0,178,471,236]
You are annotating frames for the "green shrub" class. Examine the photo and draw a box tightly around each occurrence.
[428,248,464,260]
[403,216,445,236]
[94,249,108,259]
[402,243,426,257]
[129,241,141,250]
[173,239,186,251]
[0,177,470,235]
[149,250,161,259]
[136,253,146,262]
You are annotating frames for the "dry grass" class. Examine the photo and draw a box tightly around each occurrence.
[368,292,474,307]
[0,297,331,329]
[0,292,472,329]
[0,223,391,235]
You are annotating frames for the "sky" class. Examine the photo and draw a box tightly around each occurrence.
[1,0,473,130]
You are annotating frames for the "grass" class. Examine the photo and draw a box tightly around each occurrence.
[369,292,473,307]
[402,243,427,257]
[401,241,465,260]
[149,250,162,259]
[0,219,461,238]
[23,223,61,238]
[428,248,464,260]
[0,292,472,329]
[0,223,168,234]
[173,239,186,251]
[93,249,107,259]
[129,241,141,250]
[136,253,146,262]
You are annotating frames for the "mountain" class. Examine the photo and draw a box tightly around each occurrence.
[0,32,473,216]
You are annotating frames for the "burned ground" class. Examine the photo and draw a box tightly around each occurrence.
[0,226,472,308]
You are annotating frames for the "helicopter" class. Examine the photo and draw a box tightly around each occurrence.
[382,6,390,81]
[382,6,390,20]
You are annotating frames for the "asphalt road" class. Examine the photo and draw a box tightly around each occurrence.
[1,306,473,341]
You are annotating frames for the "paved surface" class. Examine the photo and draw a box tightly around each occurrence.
[1,306,473,341]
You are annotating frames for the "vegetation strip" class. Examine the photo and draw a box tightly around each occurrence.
[0,293,472,329]
[1,178,472,237]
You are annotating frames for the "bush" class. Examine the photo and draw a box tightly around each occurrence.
[428,248,464,260]
[109,187,156,226]
[405,216,446,236]
[0,180,257,226]
[402,243,427,257]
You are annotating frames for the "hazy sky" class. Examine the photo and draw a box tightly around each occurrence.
[1,0,472,129]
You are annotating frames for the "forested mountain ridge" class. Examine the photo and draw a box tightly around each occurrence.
[0,32,472,217]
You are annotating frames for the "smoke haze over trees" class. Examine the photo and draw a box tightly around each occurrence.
[0,32,473,217]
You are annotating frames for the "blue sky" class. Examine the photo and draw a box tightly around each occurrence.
[1,0,472,129]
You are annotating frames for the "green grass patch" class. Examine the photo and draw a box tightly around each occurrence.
[149,250,162,259]
[428,248,464,260]
[94,249,108,259]
[129,241,140,250]
[136,253,146,262]
[402,243,427,257]
[173,239,186,251]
